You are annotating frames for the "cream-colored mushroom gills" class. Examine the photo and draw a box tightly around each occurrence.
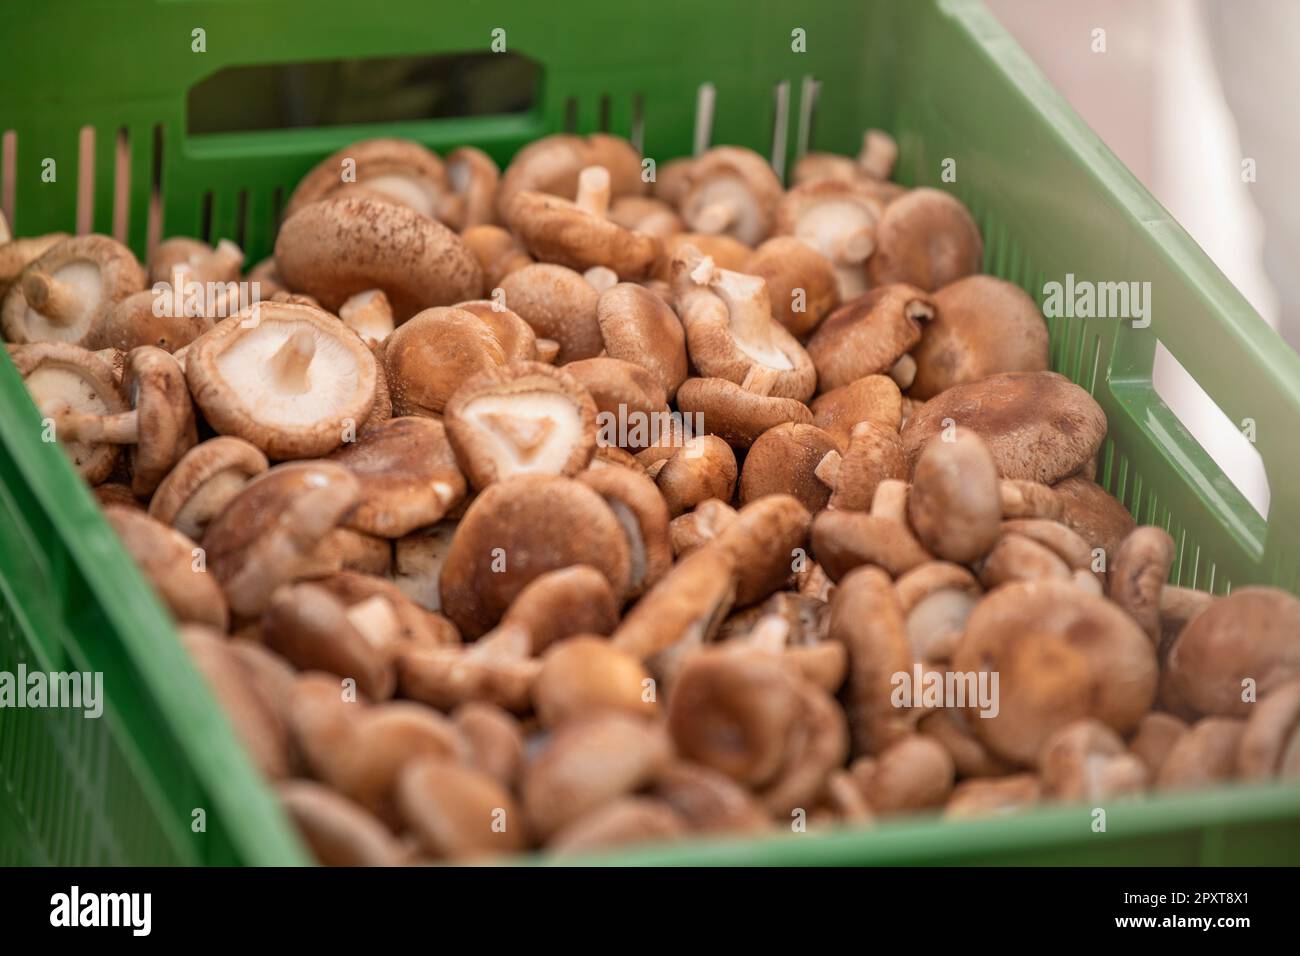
[460,392,584,475]
[364,174,441,218]
[214,320,363,425]
[22,261,103,342]
[27,362,115,465]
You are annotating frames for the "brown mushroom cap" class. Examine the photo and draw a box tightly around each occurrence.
[0,232,67,299]
[858,736,956,814]
[564,356,667,433]
[148,436,269,540]
[1052,475,1134,563]
[1237,680,1300,780]
[2,235,145,345]
[650,434,739,516]
[595,282,689,401]
[533,635,657,728]
[675,376,814,449]
[911,275,1050,399]
[383,305,506,418]
[274,195,482,320]
[444,360,597,489]
[496,564,621,654]
[811,485,932,581]
[678,146,782,245]
[497,263,602,363]
[521,713,672,840]
[106,346,196,495]
[454,701,525,788]
[496,133,644,221]
[1039,719,1148,801]
[1164,587,1300,718]
[612,545,736,664]
[442,146,500,230]
[806,284,934,391]
[822,420,908,512]
[186,302,378,459]
[148,237,243,287]
[810,374,903,449]
[708,495,811,608]
[901,371,1107,484]
[454,299,539,361]
[866,188,983,292]
[461,224,533,288]
[10,342,126,484]
[907,429,1001,564]
[745,237,841,337]
[578,465,672,599]
[505,166,660,279]
[105,506,229,629]
[952,579,1157,765]
[944,774,1042,819]
[438,475,631,637]
[284,137,449,221]
[1156,716,1245,791]
[200,460,361,617]
[1109,526,1176,644]
[278,781,407,867]
[1128,712,1189,779]
[91,280,215,355]
[741,422,840,512]
[328,416,466,537]
[396,757,526,860]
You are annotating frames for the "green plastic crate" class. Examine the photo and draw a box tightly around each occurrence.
[1,0,1297,866]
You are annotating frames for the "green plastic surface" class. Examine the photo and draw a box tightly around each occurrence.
[1,0,1297,866]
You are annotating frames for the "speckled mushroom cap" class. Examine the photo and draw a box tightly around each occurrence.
[497,263,602,364]
[672,246,815,401]
[200,460,361,618]
[104,505,229,630]
[186,301,378,460]
[1164,588,1300,718]
[806,284,934,392]
[148,435,269,540]
[677,146,783,245]
[274,195,483,320]
[866,188,983,292]
[328,416,466,538]
[504,166,661,279]
[9,342,126,484]
[438,475,632,637]
[910,275,1050,399]
[2,235,145,346]
[441,146,500,231]
[284,138,449,221]
[952,579,1157,766]
[740,422,840,513]
[744,237,841,338]
[901,371,1107,484]
[810,374,903,449]
[496,133,646,221]
[453,300,540,361]
[1052,475,1135,561]
[443,360,597,489]
[383,306,506,418]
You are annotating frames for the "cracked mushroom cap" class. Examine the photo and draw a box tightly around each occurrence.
[578,465,672,599]
[2,235,145,346]
[505,165,661,279]
[105,506,229,629]
[328,416,466,537]
[595,282,689,401]
[10,342,126,484]
[200,460,361,618]
[677,146,782,245]
[866,188,983,292]
[1164,587,1300,718]
[672,246,815,400]
[810,374,903,449]
[186,302,378,459]
[952,579,1157,766]
[497,263,602,363]
[284,137,449,221]
[148,436,268,540]
[911,275,1050,400]
[274,195,482,320]
[740,422,840,513]
[901,371,1107,484]
[383,306,506,417]
[744,237,841,338]
[438,475,631,637]
[806,284,934,392]
[441,146,500,231]
[444,360,597,489]
[774,180,883,300]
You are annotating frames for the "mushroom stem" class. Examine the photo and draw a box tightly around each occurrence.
[575,166,611,218]
[858,129,898,181]
[889,354,917,390]
[269,328,317,394]
[745,615,791,653]
[22,270,83,325]
[741,364,780,396]
[871,479,909,523]
[814,449,843,489]
[834,227,875,266]
[57,409,139,445]
[583,266,619,292]
[694,201,735,235]
[344,595,401,651]
[0,210,10,244]
[711,269,783,363]
[339,289,395,344]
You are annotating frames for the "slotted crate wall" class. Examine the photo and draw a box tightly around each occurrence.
[2,0,1299,866]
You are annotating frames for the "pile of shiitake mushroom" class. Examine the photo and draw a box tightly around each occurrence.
[3,130,1298,864]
